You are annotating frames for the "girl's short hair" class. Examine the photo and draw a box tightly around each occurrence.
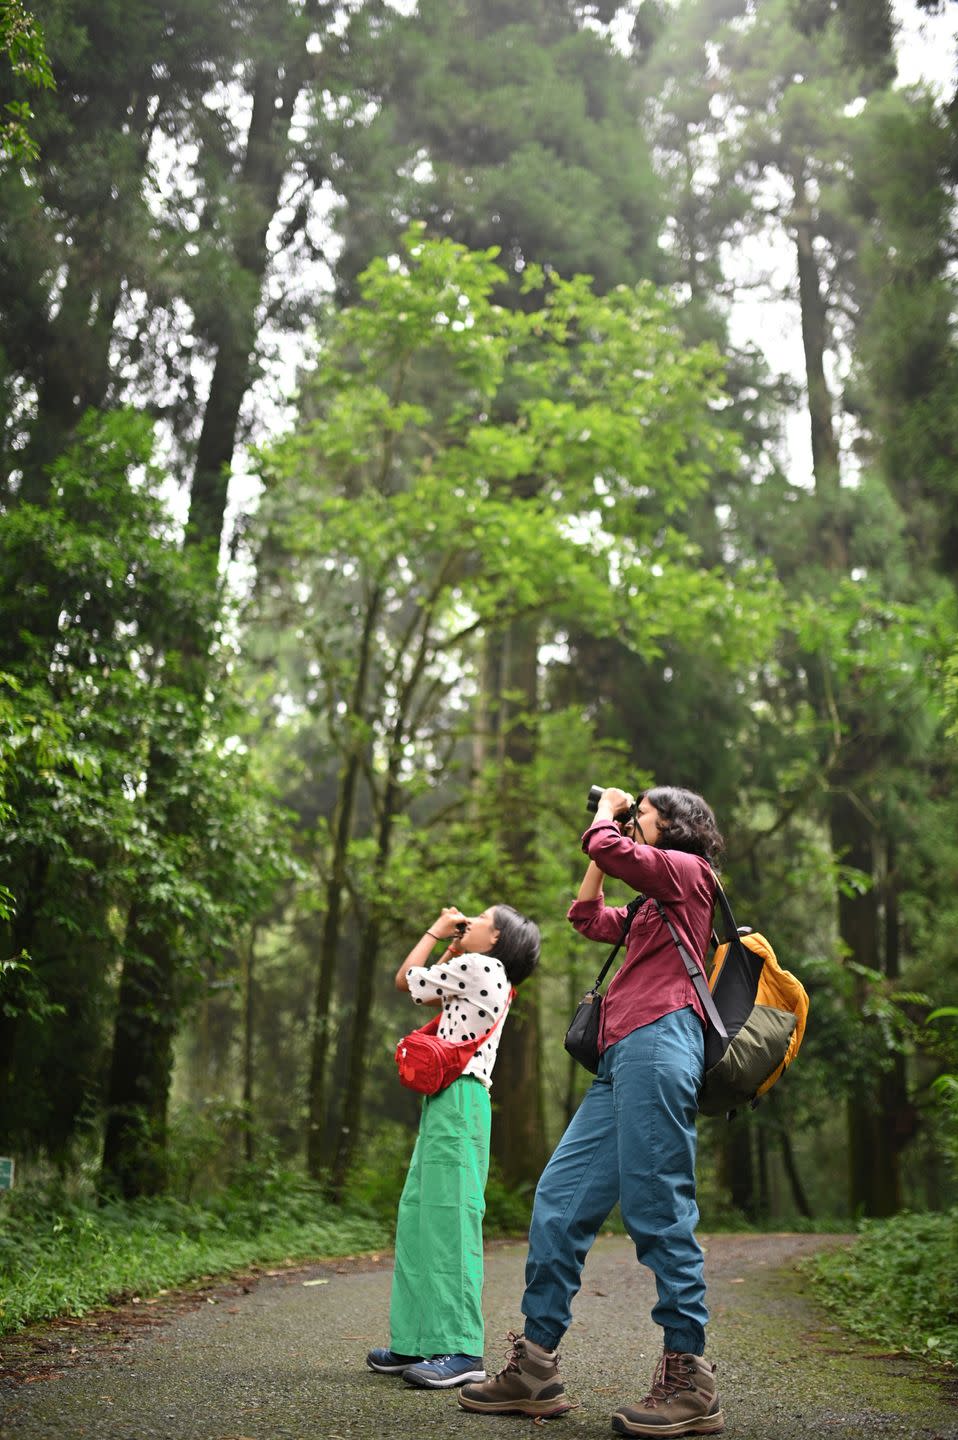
[644,786,724,865]
[489,904,540,985]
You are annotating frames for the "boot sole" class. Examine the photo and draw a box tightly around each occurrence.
[404,1369,486,1388]
[611,1408,725,1437]
[458,1393,573,1417]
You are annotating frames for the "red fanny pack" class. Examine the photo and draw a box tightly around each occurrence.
[395,988,516,1096]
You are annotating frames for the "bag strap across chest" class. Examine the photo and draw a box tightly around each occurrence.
[585,893,647,995]
[414,984,516,1054]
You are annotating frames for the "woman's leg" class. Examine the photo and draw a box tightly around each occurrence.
[521,1060,621,1350]
[390,1077,491,1357]
[610,1007,708,1354]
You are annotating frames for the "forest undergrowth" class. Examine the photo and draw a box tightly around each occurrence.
[808,1209,958,1365]
[0,1170,389,1335]
[4,1168,955,1370]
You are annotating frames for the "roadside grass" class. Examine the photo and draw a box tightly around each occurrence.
[0,1169,390,1334]
[9,1133,947,1354]
[808,1208,958,1365]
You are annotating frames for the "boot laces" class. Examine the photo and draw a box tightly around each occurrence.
[494,1330,524,1379]
[641,1350,694,1408]
[494,1331,558,1380]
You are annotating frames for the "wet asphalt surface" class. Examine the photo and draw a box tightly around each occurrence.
[0,1233,955,1440]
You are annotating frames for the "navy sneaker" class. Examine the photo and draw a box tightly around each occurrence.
[366,1347,424,1375]
[403,1354,487,1389]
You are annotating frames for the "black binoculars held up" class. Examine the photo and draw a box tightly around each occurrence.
[585,785,637,827]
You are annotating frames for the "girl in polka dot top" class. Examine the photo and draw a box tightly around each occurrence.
[366,903,540,1391]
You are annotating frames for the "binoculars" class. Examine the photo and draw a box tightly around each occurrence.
[586,784,637,827]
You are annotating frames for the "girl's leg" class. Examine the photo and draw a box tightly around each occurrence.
[390,1077,491,1358]
[388,1108,426,1356]
[521,1061,621,1350]
[611,1007,708,1354]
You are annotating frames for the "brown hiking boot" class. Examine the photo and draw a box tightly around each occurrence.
[458,1331,572,1417]
[611,1351,724,1436]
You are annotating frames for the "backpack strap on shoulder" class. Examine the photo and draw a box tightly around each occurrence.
[654,899,729,1043]
[713,878,742,943]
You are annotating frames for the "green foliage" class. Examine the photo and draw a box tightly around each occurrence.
[945,652,958,741]
[810,1211,958,1363]
[0,1173,389,1334]
[254,227,776,812]
[0,0,955,1242]
[0,955,63,1024]
[924,1009,958,1168]
[0,0,53,164]
[0,0,259,488]
[0,410,294,1159]
[483,1166,536,1236]
[332,0,662,291]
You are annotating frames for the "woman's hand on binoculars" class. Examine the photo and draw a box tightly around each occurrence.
[596,787,633,819]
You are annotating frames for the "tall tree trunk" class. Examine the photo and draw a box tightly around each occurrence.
[719,1119,756,1222]
[791,167,846,572]
[756,1121,770,1220]
[880,840,914,1197]
[101,632,216,1196]
[830,786,901,1215]
[328,772,400,1200]
[775,1119,813,1220]
[305,585,382,1179]
[102,17,318,1197]
[5,83,157,701]
[472,631,502,780]
[0,852,49,1137]
[791,168,905,1219]
[305,750,360,1178]
[243,929,256,1166]
[15,78,153,509]
[185,47,302,565]
[489,613,547,1187]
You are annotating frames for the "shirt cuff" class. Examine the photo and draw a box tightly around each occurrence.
[581,818,619,854]
[567,895,604,921]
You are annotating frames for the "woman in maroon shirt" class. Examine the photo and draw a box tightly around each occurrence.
[459,786,726,1438]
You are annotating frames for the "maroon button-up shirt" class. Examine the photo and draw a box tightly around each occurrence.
[567,819,716,1055]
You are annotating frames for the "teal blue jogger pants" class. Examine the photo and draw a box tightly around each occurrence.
[522,1007,708,1356]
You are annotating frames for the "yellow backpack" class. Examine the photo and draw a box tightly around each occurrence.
[658,887,809,1117]
[710,928,808,1100]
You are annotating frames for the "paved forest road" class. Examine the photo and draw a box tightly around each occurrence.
[1,1234,955,1440]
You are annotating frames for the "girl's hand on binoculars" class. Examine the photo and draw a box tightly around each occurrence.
[430,906,467,942]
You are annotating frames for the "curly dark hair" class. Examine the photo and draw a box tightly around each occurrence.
[643,786,724,865]
[488,904,541,985]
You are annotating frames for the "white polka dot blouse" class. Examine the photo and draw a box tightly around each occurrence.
[406,952,512,1090]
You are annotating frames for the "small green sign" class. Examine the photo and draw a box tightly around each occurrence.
[0,1157,14,1190]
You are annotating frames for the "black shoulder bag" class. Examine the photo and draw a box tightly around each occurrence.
[564,894,646,1074]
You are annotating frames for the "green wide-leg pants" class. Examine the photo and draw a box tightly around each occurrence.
[389,1074,491,1358]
